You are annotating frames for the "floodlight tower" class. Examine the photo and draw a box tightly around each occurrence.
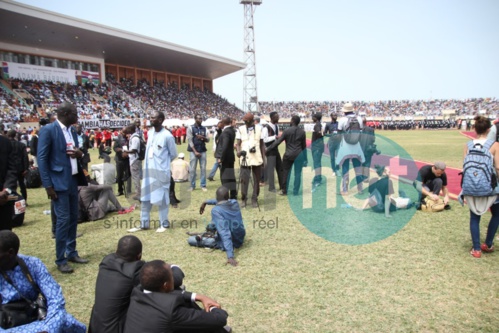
[240,0,262,113]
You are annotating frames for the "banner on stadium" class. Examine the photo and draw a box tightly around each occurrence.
[79,118,132,129]
[79,70,100,84]
[3,62,76,83]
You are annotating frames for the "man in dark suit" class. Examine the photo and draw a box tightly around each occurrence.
[113,127,131,196]
[76,124,91,171]
[124,260,229,333]
[265,115,308,196]
[0,122,18,230]
[7,130,29,203]
[89,235,145,333]
[38,102,89,274]
[215,116,237,199]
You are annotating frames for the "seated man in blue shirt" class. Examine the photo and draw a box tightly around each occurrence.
[188,186,246,266]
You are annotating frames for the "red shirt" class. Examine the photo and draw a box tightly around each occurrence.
[103,130,112,140]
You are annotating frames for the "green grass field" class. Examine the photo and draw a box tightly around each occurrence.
[14,129,499,333]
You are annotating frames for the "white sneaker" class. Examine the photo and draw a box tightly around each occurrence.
[201,187,208,192]
[156,226,169,233]
[127,227,144,233]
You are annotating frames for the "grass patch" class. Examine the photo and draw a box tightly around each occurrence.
[14,129,499,332]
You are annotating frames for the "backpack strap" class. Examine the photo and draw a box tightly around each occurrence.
[483,139,494,151]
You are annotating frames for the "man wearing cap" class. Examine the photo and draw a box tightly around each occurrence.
[311,112,324,189]
[336,102,365,195]
[171,153,190,183]
[236,112,265,208]
[187,114,210,192]
[416,162,449,206]
[262,111,283,193]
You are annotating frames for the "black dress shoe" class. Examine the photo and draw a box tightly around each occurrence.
[68,256,89,264]
[57,263,74,274]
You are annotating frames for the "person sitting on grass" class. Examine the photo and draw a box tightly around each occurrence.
[123,260,230,333]
[361,165,412,217]
[188,186,246,267]
[0,230,86,332]
[90,236,227,333]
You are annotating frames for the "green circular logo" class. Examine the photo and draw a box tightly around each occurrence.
[289,133,418,245]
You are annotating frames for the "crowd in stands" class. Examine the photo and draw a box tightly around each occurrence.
[1,76,244,123]
[2,76,499,126]
[259,98,499,119]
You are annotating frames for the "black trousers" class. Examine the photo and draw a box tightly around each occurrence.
[17,173,27,202]
[0,204,14,230]
[220,162,237,200]
[265,151,283,191]
[116,161,130,195]
[281,153,306,195]
[240,165,262,202]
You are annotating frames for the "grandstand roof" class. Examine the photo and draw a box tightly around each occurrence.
[0,0,245,80]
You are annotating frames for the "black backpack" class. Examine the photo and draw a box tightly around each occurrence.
[343,116,362,144]
[131,134,146,160]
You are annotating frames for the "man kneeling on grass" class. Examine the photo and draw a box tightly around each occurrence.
[188,186,246,267]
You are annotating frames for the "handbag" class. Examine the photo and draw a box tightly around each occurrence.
[0,257,47,329]
[421,197,445,212]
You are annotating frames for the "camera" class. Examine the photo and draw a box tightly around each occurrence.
[240,150,247,157]
[249,146,256,153]
[366,144,381,155]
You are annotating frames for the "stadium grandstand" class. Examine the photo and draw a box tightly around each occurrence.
[0,0,246,124]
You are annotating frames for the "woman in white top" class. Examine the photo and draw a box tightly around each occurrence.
[463,116,499,258]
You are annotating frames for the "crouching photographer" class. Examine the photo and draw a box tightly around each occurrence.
[187,186,246,267]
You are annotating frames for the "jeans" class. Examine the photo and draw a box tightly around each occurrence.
[208,160,219,179]
[341,158,363,193]
[470,202,499,251]
[53,176,79,265]
[130,160,142,197]
[189,152,207,189]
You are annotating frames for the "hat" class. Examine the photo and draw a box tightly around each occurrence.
[341,102,355,113]
[242,112,254,122]
[178,153,185,159]
[374,164,386,177]
[434,161,446,170]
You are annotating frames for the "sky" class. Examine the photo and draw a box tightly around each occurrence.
[13,0,499,108]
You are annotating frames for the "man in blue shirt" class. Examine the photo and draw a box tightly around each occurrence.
[189,186,245,266]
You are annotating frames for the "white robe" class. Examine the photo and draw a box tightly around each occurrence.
[141,128,177,205]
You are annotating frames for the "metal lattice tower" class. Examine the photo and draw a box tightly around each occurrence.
[240,0,262,113]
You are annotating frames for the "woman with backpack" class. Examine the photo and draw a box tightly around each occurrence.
[462,116,499,258]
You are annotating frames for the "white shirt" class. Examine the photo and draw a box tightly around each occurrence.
[56,119,78,175]
[129,134,141,165]
[91,163,116,185]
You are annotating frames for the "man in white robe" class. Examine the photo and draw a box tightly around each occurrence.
[128,111,177,233]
